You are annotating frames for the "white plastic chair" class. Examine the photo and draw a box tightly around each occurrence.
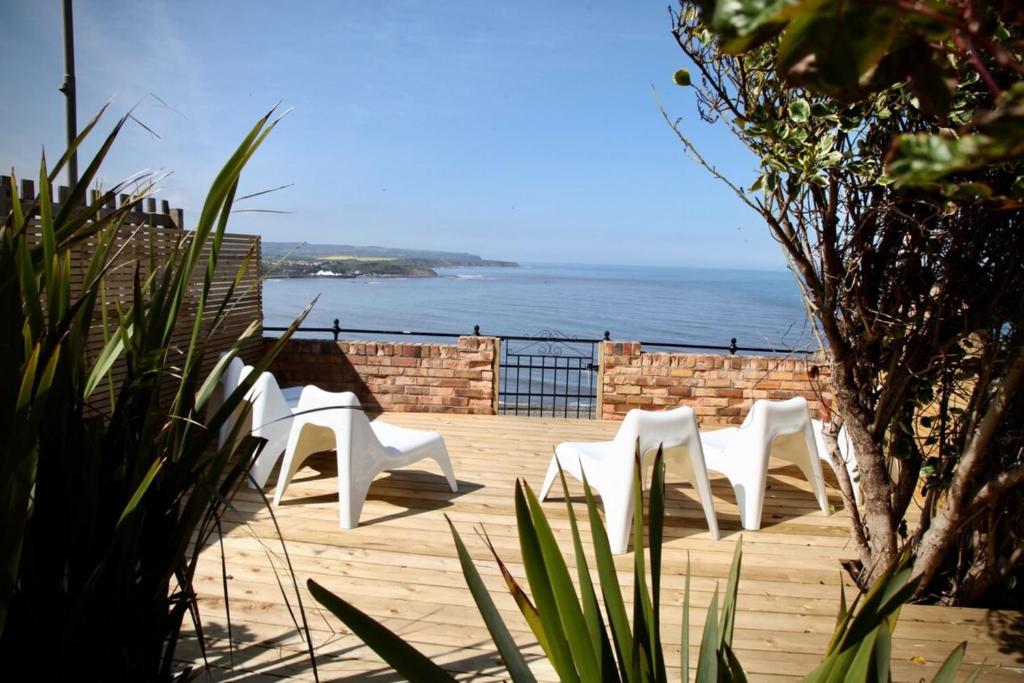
[539,406,720,555]
[812,420,860,505]
[209,355,249,449]
[244,370,303,489]
[701,397,829,531]
[210,356,302,488]
[273,387,458,529]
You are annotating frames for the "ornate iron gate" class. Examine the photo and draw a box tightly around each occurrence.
[498,331,601,418]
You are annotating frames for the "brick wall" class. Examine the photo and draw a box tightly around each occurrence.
[263,336,499,415]
[598,341,831,424]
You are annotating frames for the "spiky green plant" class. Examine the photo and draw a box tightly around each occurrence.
[0,106,311,680]
[311,448,973,682]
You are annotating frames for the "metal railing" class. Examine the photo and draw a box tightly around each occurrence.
[262,319,814,356]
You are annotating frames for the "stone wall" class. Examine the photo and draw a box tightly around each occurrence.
[262,336,830,423]
[264,336,499,415]
[598,341,831,424]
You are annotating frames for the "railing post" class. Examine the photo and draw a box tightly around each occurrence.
[332,318,341,341]
[491,336,501,416]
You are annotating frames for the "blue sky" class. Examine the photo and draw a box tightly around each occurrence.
[1,1,784,269]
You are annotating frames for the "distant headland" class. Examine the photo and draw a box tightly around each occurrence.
[262,242,519,279]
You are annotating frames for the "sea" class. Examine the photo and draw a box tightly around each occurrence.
[262,262,813,352]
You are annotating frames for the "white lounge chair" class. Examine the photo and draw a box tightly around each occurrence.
[813,420,860,505]
[210,355,249,449]
[539,405,720,555]
[244,370,303,488]
[701,397,829,530]
[272,387,458,529]
[211,356,302,488]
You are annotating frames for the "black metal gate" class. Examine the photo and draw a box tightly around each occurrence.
[499,331,601,418]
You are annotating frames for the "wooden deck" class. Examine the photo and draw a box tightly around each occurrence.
[183,413,1023,681]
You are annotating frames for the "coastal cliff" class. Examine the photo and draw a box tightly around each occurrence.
[262,242,518,278]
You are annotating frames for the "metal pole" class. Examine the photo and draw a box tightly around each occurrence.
[59,0,78,187]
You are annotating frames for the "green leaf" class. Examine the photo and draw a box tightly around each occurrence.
[556,466,616,678]
[308,579,457,682]
[117,457,166,526]
[582,471,635,681]
[522,481,600,681]
[709,0,805,54]
[674,68,692,86]
[16,239,43,335]
[695,588,719,681]
[872,619,892,682]
[722,642,748,682]
[648,448,667,682]
[515,481,581,683]
[789,98,811,122]
[85,325,128,398]
[194,351,239,411]
[631,445,657,678]
[835,576,848,634]
[15,343,41,413]
[930,642,966,683]
[446,518,536,682]
[34,344,61,404]
[482,529,553,661]
[8,169,24,230]
[719,537,743,648]
[842,625,879,681]
[888,108,1024,185]
[681,554,691,683]
[777,2,901,101]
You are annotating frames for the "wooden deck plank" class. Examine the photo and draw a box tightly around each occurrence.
[181,413,1024,681]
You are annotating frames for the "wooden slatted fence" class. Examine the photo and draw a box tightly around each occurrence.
[2,173,263,409]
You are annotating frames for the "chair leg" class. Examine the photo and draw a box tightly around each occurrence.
[810,467,829,513]
[693,474,721,541]
[271,445,302,507]
[732,475,765,531]
[273,424,330,507]
[602,492,635,555]
[539,456,560,500]
[432,449,458,493]
[796,430,830,513]
[248,434,285,489]
[665,448,720,540]
[339,470,375,530]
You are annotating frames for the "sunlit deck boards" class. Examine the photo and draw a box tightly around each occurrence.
[183,413,1023,681]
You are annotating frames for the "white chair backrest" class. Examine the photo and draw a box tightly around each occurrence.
[743,396,813,438]
[223,356,246,393]
[294,386,377,450]
[613,405,701,459]
[246,370,293,438]
[214,356,252,447]
[735,397,818,463]
[209,355,246,417]
[292,387,384,489]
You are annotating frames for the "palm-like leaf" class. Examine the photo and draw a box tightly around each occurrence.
[310,445,966,683]
[0,107,315,680]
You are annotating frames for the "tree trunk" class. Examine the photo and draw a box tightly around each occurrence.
[829,357,899,585]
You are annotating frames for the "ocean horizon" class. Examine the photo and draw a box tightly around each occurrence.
[262,261,815,352]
